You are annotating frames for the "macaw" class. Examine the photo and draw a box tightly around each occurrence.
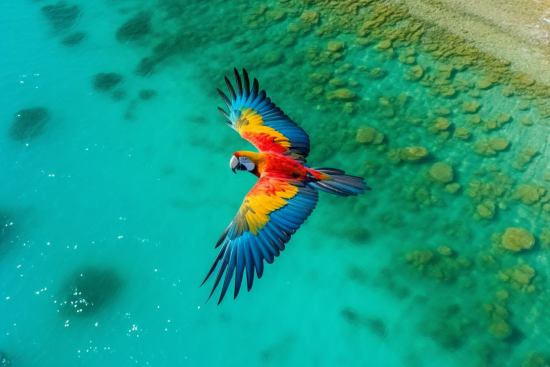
[203,69,370,304]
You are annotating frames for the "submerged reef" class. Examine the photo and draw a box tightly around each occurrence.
[9,107,51,141]
[116,12,152,43]
[92,73,124,92]
[0,351,12,365]
[60,31,86,46]
[139,89,157,100]
[58,266,124,316]
[41,2,81,34]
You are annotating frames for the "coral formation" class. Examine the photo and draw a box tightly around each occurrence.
[116,12,152,43]
[92,73,124,92]
[356,126,384,144]
[398,146,428,162]
[429,162,453,183]
[41,2,81,34]
[462,101,481,113]
[60,31,86,46]
[513,185,546,205]
[498,260,536,292]
[501,227,534,252]
[326,89,355,100]
[59,266,124,316]
[10,107,51,141]
[472,137,509,156]
[139,89,157,100]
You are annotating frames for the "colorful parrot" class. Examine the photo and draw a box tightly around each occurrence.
[202,69,370,304]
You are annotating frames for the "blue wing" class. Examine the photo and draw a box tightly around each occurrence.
[202,181,319,304]
[217,68,311,161]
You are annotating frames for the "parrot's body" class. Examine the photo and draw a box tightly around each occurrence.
[203,69,370,304]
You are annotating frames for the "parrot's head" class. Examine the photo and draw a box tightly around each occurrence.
[230,154,255,174]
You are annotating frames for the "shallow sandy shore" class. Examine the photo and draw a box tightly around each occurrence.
[389,0,550,84]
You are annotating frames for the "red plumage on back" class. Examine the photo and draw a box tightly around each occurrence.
[203,69,370,304]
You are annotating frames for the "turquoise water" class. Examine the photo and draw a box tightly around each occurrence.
[1,0,550,366]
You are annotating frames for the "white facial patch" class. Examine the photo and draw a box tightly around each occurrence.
[239,157,255,171]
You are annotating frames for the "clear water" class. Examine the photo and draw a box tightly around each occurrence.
[1,0,549,366]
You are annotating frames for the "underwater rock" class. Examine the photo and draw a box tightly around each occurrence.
[472,137,509,156]
[438,246,452,256]
[521,117,533,126]
[476,79,493,89]
[111,90,127,101]
[309,71,331,84]
[10,107,51,141]
[341,307,359,324]
[454,127,470,140]
[501,227,534,252]
[262,52,283,65]
[462,101,481,113]
[513,185,545,205]
[429,117,451,133]
[60,31,86,46]
[266,10,285,22]
[404,65,424,82]
[406,250,433,270]
[326,88,355,101]
[489,319,512,340]
[434,107,451,116]
[374,40,392,51]
[399,146,428,162]
[499,260,536,292]
[329,78,347,87]
[476,201,495,219]
[356,126,384,145]
[92,73,123,92]
[59,265,124,316]
[135,57,156,76]
[327,41,344,52]
[300,10,319,25]
[467,114,481,125]
[522,352,549,367]
[368,68,386,79]
[0,351,12,365]
[445,183,461,194]
[41,2,81,34]
[429,162,453,183]
[512,148,538,171]
[116,12,152,43]
[139,89,157,100]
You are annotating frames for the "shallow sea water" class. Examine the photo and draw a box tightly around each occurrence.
[1,0,550,366]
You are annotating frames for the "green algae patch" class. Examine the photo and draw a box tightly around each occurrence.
[513,185,546,205]
[405,248,471,282]
[300,10,319,25]
[429,162,453,183]
[488,319,512,340]
[522,352,550,367]
[501,227,535,252]
[326,88,355,100]
[513,148,539,171]
[462,101,481,113]
[454,127,470,140]
[398,146,428,162]
[356,126,384,144]
[404,65,424,81]
[473,137,509,156]
[499,260,536,292]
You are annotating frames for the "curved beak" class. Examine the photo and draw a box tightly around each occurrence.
[230,155,239,174]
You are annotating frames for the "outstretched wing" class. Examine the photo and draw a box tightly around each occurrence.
[202,175,319,304]
[217,68,311,161]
